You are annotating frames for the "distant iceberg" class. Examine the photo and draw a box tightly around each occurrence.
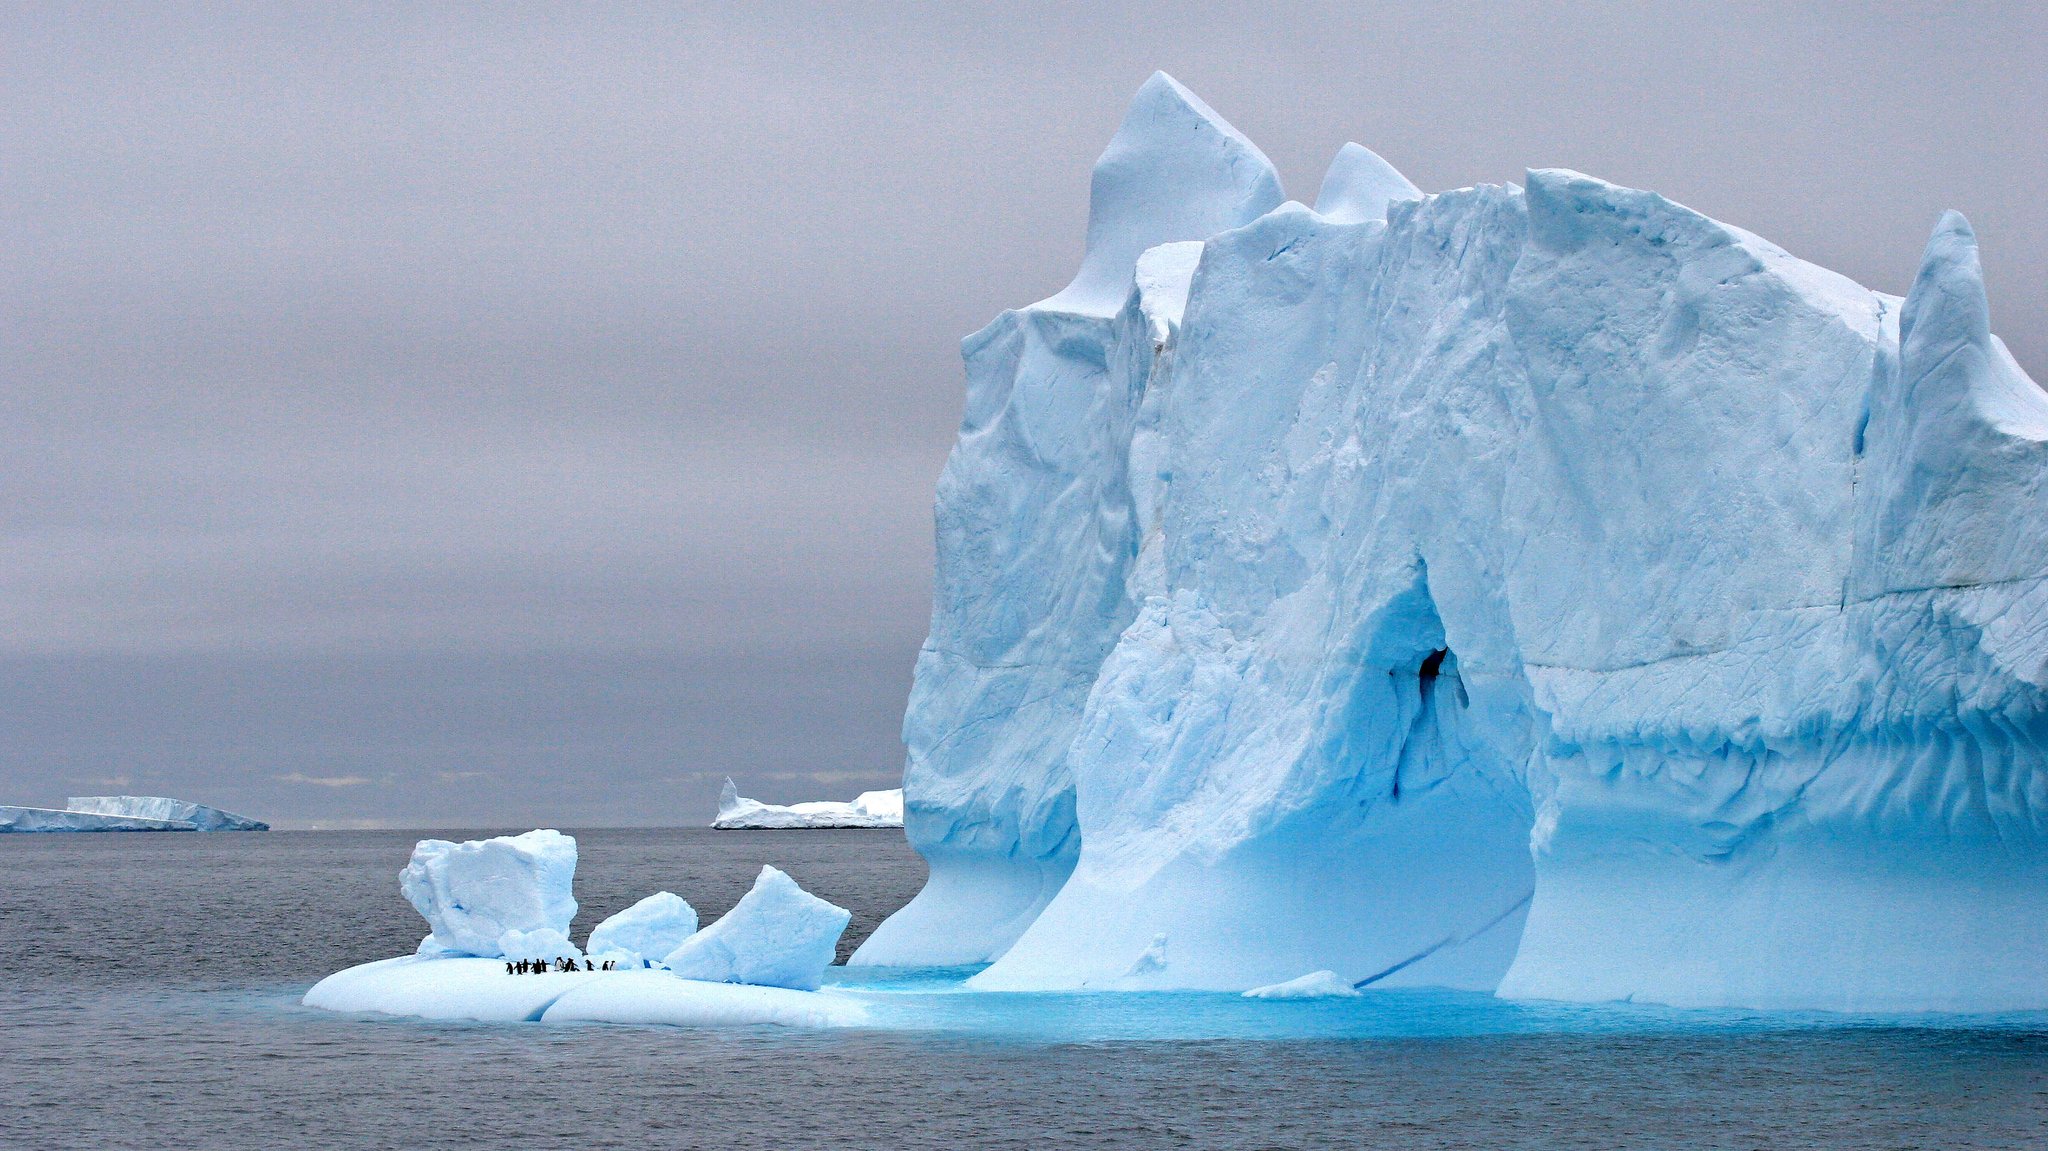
[65,795,268,831]
[1,795,267,833]
[1,805,195,832]
[712,778,903,829]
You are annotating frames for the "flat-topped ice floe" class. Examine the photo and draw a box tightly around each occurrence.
[712,778,903,829]
[304,957,868,1028]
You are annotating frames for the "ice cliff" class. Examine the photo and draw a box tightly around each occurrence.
[854,73,2048,1013]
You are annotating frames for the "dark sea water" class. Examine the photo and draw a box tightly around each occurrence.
[3,829,2046,1150]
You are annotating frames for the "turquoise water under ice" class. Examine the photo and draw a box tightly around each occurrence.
[4,828,2045,1149]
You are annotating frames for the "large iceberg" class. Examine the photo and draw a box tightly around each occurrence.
[65,795,268,831]
[855,73,2048,1013]
[712,778,904,829]
[400,829,578,959]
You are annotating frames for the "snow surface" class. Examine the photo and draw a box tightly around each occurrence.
[301,957,866,1029]
[661,866,851,991]
[1243,971,1364,1000]
[400,830,578,959]
[585,891,699,967]
[858,73,2048,1013]
[0,805,193,832]
[712,778,903,829]
[64,795,267,831]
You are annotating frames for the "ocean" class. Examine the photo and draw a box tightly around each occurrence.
[3,829,2044,1149]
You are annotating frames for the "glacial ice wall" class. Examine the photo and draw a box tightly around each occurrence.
[857,73,2048,1012]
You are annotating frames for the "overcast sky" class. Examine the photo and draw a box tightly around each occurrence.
[3,2,2042,827]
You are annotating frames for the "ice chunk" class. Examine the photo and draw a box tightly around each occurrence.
[1242,971,1363,1000]
[661,866,851,991]
[496,927,581,963]
[1244,970,1364,1001]
[64,795,267,831]
[585,892,699,967]
[399,829,577,958]
[713,778,904,829]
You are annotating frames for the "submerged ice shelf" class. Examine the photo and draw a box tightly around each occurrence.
[854,72,2048,1014]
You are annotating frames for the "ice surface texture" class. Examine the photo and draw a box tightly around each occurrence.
[857,73,2048,1012]
[712,778,904,829]
[400,830,579,959]
[662,866,852,991]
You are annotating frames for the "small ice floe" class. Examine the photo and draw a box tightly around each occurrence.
[305,830,862,1029]
[1242,971,1363,1000]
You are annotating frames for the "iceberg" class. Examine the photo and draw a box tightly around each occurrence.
[857,73,2048,1013]
[0,805,194,832]
[712,778,903,829]
[399,829,578,959]
[63,795,268,831]
[0,794,266,832]
[308,837,862,1028]
[661,865,852,991]
[585,891,699,968]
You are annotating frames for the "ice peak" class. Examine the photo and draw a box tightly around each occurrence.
[1901,210,1991,372]
[1038,72,1283,316]
[1312,142,1421,224]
